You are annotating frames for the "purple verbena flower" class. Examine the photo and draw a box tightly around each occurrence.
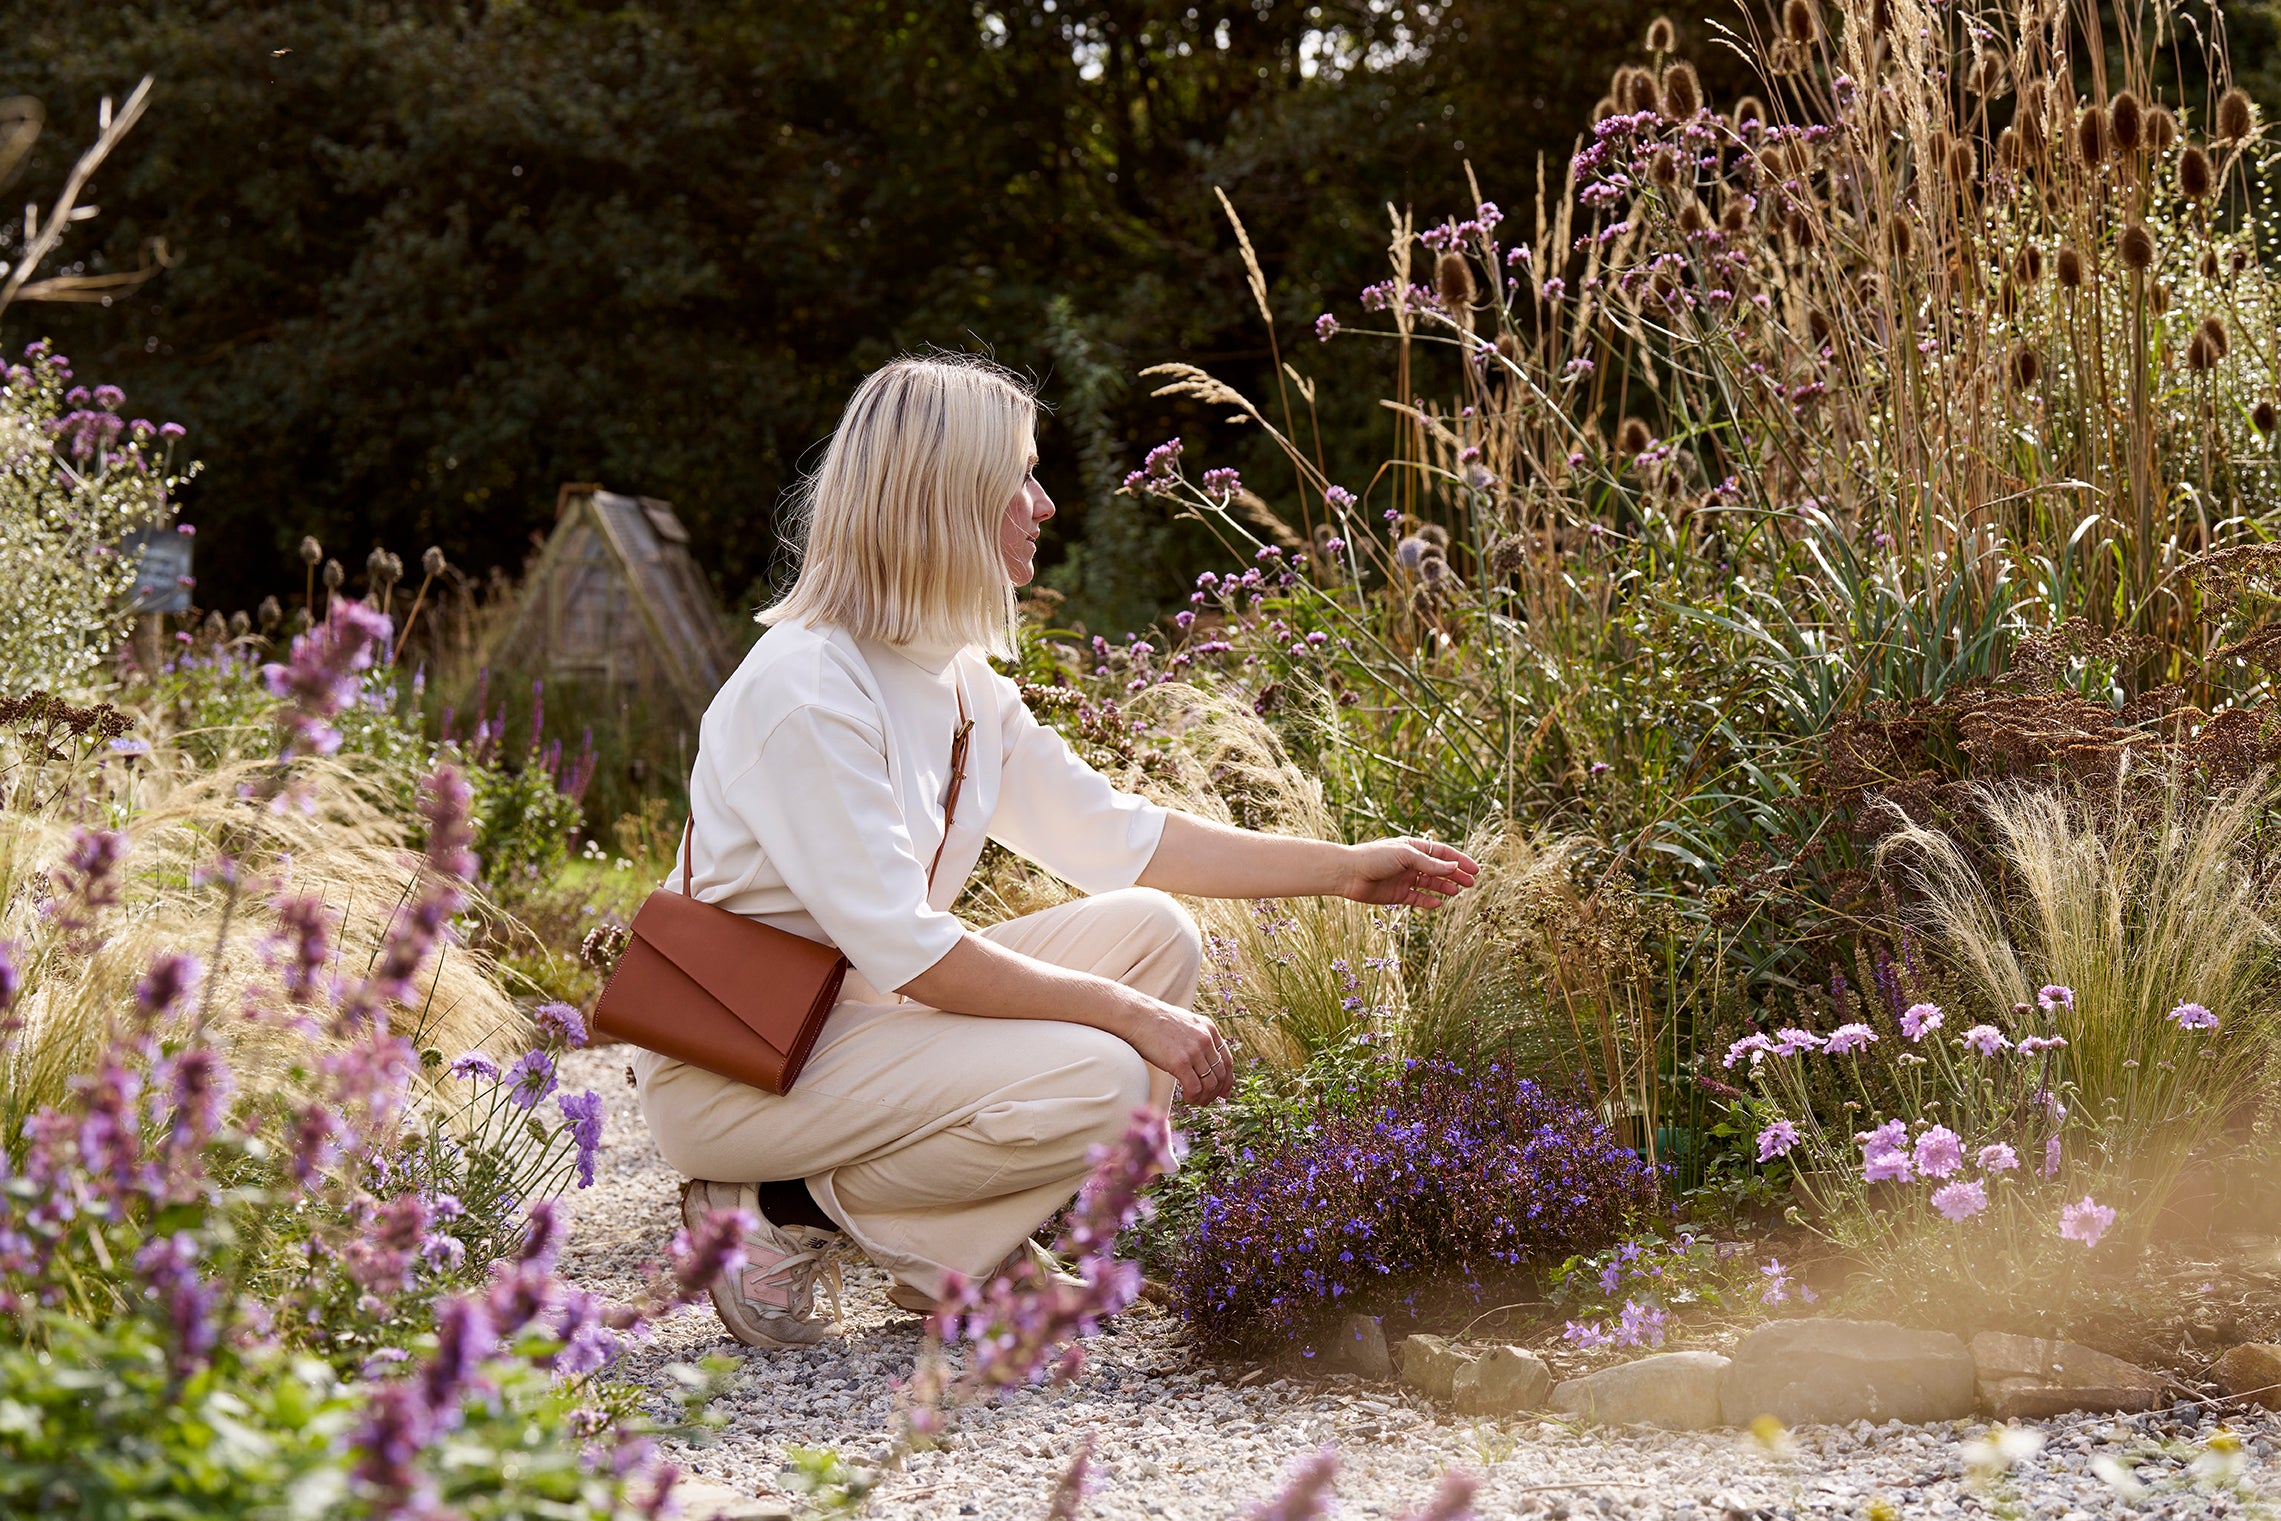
[1201,467,1242,503]
[1314,314,1338,341]
[134,951,201,1024]
[2037,985,2074,1013]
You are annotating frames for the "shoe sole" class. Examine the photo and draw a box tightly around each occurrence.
[679,1179,831,1351]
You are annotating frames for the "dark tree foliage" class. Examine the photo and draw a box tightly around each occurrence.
[4,0,1698,625]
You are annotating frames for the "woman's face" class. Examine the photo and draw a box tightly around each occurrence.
[998,453,1055,586]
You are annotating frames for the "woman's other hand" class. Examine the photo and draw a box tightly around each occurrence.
[1339,837,1480,909]
[1116,992,1235,1105]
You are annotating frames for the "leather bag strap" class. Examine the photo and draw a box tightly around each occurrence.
[680,679,972,900]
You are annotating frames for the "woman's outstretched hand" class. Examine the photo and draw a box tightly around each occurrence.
[1339,837,1481,909]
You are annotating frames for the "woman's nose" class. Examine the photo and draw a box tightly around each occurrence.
[1032,485,1058,523]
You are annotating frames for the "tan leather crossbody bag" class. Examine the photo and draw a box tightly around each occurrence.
[592,692,973,1094]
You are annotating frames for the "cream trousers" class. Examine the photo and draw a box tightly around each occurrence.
[633,887,1198,1299]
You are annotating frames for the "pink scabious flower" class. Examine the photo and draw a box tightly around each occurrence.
[1913,1125,1965,1179]
[2059,1195,2115,1248]
[1931,1179,1988,1222]
[1770,1027,1823,1056]
[1863,1148,1913,1184]
[1960,1023,2011,1056]
[2168,1002,2218,1031]
[2017,1034,2069,1054]
[1757,1119,1800,1161]
[1900,1002,1944,1041]
[1723,1033,1775,1068]
[1854,1118,1907,1154]
[2037,985,2074,1013]
[1976,1143,2019,1173]
[1823,1022,1876,1055]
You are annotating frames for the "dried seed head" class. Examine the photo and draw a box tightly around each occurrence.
[2009,343,2040,389]
[1679,198,1711,234]
[202,610,226,641]
[2178,144,2213,200]
[1783,0,1819,45]
[423,545,447,578]
[2201,249,2220,279]
[1733,95,1767,137]
[2187,331,2214,370]
[1488,534,1529,575]
[2201,314,2229,357]
[1929,128,1951,165]
[322,558,344,591]
[1662,61,1702,119]
[2143,104,2177,153]
[1889,218,1913,260]
[1593,96,1620,123]
[257,595,281,632]
[1618,416,1654,455]
[227,610,251,639]
[299,535,323,566]
[1436,251,1476,309]
[1871,0,1890,33]
[2109,90,2143,153]
[366,547,393,586]
[2218,87,2254,142]
[1647,15,1677,52]
[1949,139,1976,184]
[2056,245,2084,287]
[1649,147,1681,188]
[1650,270,1679,306]
[2150,281,2171,314]
[2231,246,2251,275]
[1997,276,2019,318]
[2256,399,2278,433]
[2119,222,2156,270]
[1418,522,1452,550]
[1787,210,1817,249]
[1969,53,2007,98]
[1721,195,1749,233]
[2076,105,2107,168]
[2016,243,2044,284]
[1626,67,1662,115]
[1996,126,2022,168]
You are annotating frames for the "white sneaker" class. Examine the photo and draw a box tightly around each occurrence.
[680,1179,842,1349]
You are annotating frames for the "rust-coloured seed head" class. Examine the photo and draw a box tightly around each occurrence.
[2218,87,2254,142]
[2256,399,2278,433]
[2119,223,2156,270]
[1679,199,1711,234]
[1627,67,1662,115]
[1733,95,1767,136]
[1783,0,1819,46]
[2187,331,2214,370]
[2201,314,2229,357]
[1647,15,1677,52]
[2148,104,2179,151]
[2017,243,2044,284]
[2010,343,2041,389]
[1662,61,1703,119]
[2110,90,2143,153]
[2056,245,2084,287]
[2178,144,2213,200]
[1436,251,1476,309]
[299,535,322,566]
[1618,416,1653,455]
[1650,147,1680,187]
[2076,105,2108,168]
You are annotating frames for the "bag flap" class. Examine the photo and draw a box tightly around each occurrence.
[625,890,844,1051]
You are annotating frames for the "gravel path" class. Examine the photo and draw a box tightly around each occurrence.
[555,1047,2281,1519]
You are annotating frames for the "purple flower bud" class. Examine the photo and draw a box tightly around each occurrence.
[557,1089,605,1188]
[134,951,201,1023]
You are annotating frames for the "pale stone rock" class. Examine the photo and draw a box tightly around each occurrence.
[1721,1318,1974,1427]
[1395,1333,1471,1402]
[1550,1350,1729,1430]
[1451,1345,1554,1415]
[1317,1313,1394,1380]
[1970,1331,2166,1418]
[2214,1343,2281,1409]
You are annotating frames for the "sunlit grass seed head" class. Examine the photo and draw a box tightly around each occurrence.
[2179,144,2213,201]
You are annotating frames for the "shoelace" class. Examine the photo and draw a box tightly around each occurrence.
[738,1237,844,1323]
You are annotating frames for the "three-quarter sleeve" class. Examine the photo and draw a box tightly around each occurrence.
[718,702,965,994]
[985,677,1168,894]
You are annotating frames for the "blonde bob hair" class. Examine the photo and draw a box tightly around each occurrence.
[760,353,1036,658]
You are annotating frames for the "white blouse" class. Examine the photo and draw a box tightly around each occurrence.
[678,616,1168,995]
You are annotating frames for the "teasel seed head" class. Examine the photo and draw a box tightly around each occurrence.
[1618,416,1654,455]
[2109,90,2143,153]
[2119,222,2156,271]
[1649,146,1680,188]
[2056,245,2084,287]
[1949,139,1976,185]
[1646,15,1677,52]
[299,535,323,567]
[1661,61,1703,119]
[1997,125,2022,169]
[2201,314,2229,357]
[1969,53,2007,98]
[2148,104,2179,151]
[1627,67,1662,115]
[366,546,393,588]
[1732,95,1767,137]
[2231,246,2251,275]
[1436,251,1476,310]
[2218,87,2254,143]
[2255,399,2278,433]
[2178,144,2213,200]
[1889,218,1913,260]
[1783,0,1819,46]
[1679,198,1711,234]
[1787,209,1817,249]
[322,558,344,591]
[1928,128,1952,167]
[1997,276,2019,318]
[228,609,251,640]
[1593,96,1620,123]
[2076,105,2108,168]
[2016,242,2044,284]
[2201,249,2220,279]
[2187,331,2214,371]
[2150,281,2171,314]
[2009,342,2040,389]
[1721,196,1749,233]
[1612,64,1644,106]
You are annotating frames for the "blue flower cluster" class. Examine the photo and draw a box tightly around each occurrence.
[1169,1060,1658,1350]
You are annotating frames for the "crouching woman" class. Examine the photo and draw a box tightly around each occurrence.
[638,353,1477,1348]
